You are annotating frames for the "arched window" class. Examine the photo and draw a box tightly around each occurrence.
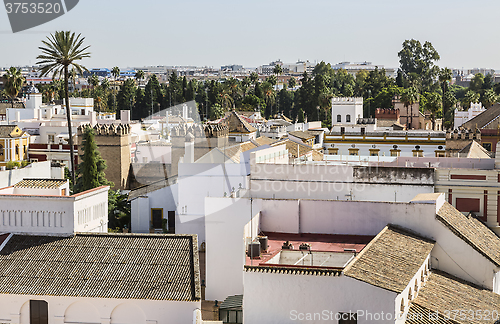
[400,299,405,313]
[337,114,341,123]
[408,287,412,300]
[0,145,3,156]
[414,280,418,293]
[346,114,351,123]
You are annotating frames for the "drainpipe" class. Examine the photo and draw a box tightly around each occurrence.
[298,199,301,236]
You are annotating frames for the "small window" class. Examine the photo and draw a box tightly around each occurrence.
[408,287,412,300]
[361,127,365,135]
[0,145,3,156]
[15,145,19,155]
[338,313,357,324]
[30,300,48,324]
[348,149,358,156]
[48,135,55,144]
[400,299,405,313]
[483,143,492,151]
[391,150,400,157]
[340,127,345,134]
[346,114,351,123]
[369,150,379,156]
[337,114,341,123]
[413,150,423,157]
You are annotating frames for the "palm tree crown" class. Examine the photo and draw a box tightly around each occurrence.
[2,67,25,108]
[36,31,91,185]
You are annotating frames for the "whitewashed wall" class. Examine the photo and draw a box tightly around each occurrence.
[254,197,499,290]
[130,183,177,233]
[0,186,109,236]
[0,293,199,324]
[243,272,396,324]
[176,163,248,245]
[205,197,261,301]
[0,161,53,188]
[250,164,433,202]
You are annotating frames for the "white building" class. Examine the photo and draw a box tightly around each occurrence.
[0,178,109,235]
[454,102,486,129]
[331,97,364,126]
[0,232,202,324]
[203,193,500,322]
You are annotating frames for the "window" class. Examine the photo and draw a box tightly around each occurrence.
[81,109,85,115]
[348,149,358,156]
[361,127,365,135]
[435,151,445,157]
[151,208,163,229]
[168,210,176,233]
[413,150,423,157]
[369,149,379,156]
[337,114,341,123]
[338,313,357,324]
[346,114,351,123]
[483,143,492,151]
[15,145,19,155]
[390,150,400,157]
[340,127,345,135]
[30,300,48,324]
[48,135,55,144]
[329,148,339,155]
[400,299,405,313]
[0,144,3,156]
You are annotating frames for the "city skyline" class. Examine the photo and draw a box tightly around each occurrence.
[1,0,499,70]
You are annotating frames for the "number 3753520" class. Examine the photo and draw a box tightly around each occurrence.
[5,2,62,14]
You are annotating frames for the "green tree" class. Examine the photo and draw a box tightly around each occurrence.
[37,31,91,185]
[398,39,440,92]
[74,126,113,193]
[250,72,259,85]
[210,103,224,119]
[423,92,442,130]
[462,90,480,110]
[108,189,131,230]
[111,66,120,80]
[288,77,296,89]
[117,78,136,112]
[2,67,25,108]
[481,89,498,108]
[400,87,419,128]
[135,70,145,86]
[469,73,484,92]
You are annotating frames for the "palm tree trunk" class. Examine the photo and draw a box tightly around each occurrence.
[64,66,76,185]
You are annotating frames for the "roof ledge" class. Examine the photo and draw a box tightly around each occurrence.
[410,193,445,213]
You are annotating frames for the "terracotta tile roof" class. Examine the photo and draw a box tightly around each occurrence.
[0,125,24,138]
[407,271,500,324]
[405,303,457,324]
[344,225,435,293]
[461,103,500,130]
[458,140,492,158]
[272,139,311,159]
[224,111,257,133]
[14,179,67,189]
[0,233,200,301]
[244,265,342,276]
[289,131,315,140]
[254,136,277,146]
[436,202,500,267]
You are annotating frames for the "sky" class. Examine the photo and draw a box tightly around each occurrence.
[1,0,499,70]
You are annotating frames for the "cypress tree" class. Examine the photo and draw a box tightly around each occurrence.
[74,126,113,193]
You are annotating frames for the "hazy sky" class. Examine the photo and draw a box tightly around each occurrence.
[1,0,499,70]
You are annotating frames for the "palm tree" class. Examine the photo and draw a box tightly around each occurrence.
[273,64,283,90]
[69,68,78,94]
[401,87,418,129]
[439,67,452,128]
[36,31,91,185]
[2,67,25,108]
[135,70,145,86]
[111,66,120,80]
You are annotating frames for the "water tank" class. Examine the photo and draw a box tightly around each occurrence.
[257,236,268,251]
[247,242,261,258]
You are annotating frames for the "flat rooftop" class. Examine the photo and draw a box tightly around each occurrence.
[246,232,373,269]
